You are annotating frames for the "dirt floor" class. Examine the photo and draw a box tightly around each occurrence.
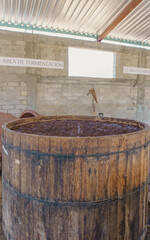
[0,175,150,240]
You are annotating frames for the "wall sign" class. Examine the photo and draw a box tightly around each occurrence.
[123,66,150,76]
[0,57,64,69]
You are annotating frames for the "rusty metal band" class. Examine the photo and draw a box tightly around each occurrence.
[2,138,150,159]
[2,177,148,207]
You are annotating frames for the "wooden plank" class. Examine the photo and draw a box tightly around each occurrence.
[97,0,143,41]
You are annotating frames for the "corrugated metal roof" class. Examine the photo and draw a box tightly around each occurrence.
[0,0,149,46]
[108,0,150,44]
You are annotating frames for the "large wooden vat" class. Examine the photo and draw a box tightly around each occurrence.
[2,116,150,240]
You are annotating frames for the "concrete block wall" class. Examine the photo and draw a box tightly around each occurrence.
[0,75,27,116]
[0,30,150,125]
[37,77,138,120]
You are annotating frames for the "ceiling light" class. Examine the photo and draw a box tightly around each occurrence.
[1,20,5,24]
[8,21,11,25]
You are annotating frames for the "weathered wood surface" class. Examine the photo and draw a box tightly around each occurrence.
[2,116,150,240]
[0,178,149,240]
[0,176,6,240]
[0,112,17,173]
[1,179,150,240]
[0,157,1,175]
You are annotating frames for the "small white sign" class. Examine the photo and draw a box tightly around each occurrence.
[123,66,150,76]
[0,57,64,69]
[2,145,8,155]
[15,159,20,165]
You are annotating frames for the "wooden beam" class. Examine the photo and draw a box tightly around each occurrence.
[97,0,143,42]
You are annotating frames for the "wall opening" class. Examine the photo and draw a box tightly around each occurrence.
[68,47,115,78]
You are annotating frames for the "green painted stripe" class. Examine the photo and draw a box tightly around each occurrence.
[0,21,150,48]
[0,22,97,39]
[104,36,150,47]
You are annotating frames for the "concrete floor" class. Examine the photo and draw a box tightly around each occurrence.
[0,175,150,240]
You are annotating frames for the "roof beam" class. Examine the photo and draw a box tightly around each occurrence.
[97,0,143,42]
